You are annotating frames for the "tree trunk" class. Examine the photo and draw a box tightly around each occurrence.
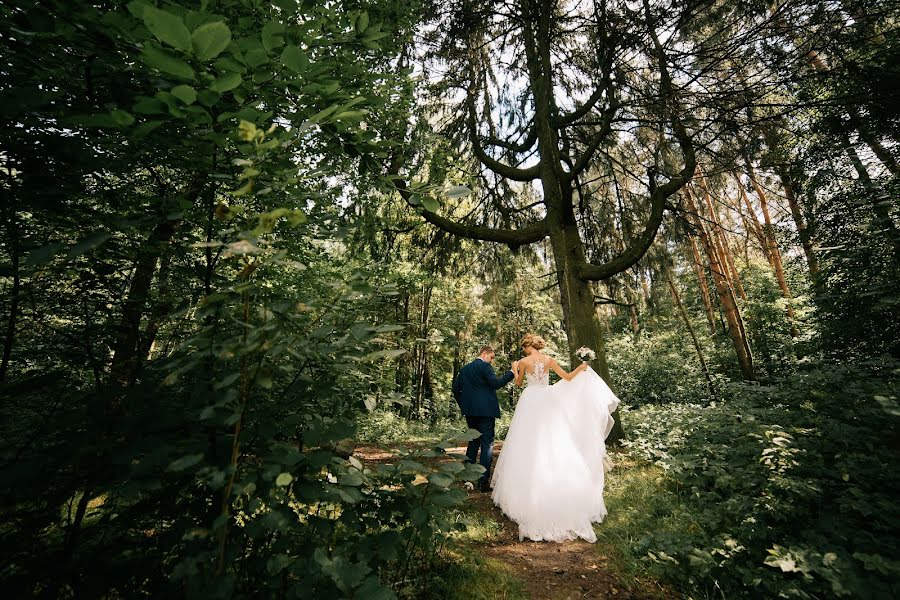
[699,179,747,300]
[736,175,773,264]
[745,164,799,337]
[685,191,755,380]
[776,168,819,277]
[139,248,173,366]
[548,221,624,443]
[108,217,182,394]
[667,271,715,399]
[689,236,717,334]
[0,197,20,383]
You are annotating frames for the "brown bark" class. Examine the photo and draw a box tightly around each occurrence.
[689,236,717,334]
[139,249,173,365]
[685,190,755,380]
[735,174,773,264]
[108,217,182,393]
[667,271,715,398]
[0,197,20,383]
[777,169,819,276]
[698,179,747,301]
[745,165,799,337]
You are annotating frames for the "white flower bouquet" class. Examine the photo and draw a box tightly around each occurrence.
[575,346,596,362]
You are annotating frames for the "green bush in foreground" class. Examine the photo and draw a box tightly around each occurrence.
[622,360,900,599]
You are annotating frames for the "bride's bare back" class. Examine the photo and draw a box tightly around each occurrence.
[514,350,587,387]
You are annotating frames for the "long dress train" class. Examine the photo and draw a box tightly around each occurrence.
[490,362,620,542]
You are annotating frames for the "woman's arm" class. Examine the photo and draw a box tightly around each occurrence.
[549,358,588,382]
[513,360,525,387]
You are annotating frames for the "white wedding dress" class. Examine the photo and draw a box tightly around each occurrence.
[490,361,620,543]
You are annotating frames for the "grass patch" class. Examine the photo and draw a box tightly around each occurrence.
[357,410,515,446]
[418,551,527,600]
[595,449,697,597]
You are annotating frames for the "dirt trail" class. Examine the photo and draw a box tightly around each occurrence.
[356,442,666,600]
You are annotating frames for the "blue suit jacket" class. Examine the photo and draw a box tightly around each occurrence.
[452,358,514,418]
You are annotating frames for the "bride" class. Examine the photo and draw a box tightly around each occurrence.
[490,333,620,543]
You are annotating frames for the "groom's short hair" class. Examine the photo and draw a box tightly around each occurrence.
[478,345,495,355]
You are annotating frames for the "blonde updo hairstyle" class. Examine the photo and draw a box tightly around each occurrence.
[521,333,546,352]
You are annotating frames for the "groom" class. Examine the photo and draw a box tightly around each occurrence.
[452,345,515,492]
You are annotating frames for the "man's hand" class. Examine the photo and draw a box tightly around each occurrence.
[511,360,519,373]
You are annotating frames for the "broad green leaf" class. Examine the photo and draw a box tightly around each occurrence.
[110,109,134,127]
[210,72,242,92]
[356,12,369,34]
[131,120,163,138]
[281,45,308,73]
[197,89,221,107]
[143,7,192,53]
[340,472,363,486]
[142,45,195,80]
[244,48,269,68]
[261,21,285,52]
[126,0,152,19]
[192,21,231,61]
[422,196,440,212]
[446,185,472,199]
[169,453,204,471]
[24,243,64,268]
[428,473,454,488]
[67,232,111,259]
[170,84,197,104]
[275,472,293,486]
[133,96,167,114]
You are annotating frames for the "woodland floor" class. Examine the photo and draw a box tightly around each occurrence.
[356,442,673,600]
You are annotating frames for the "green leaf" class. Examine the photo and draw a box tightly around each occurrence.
[428,473,454,488]
[356,12,369,34]
[170,84,197,104]
[110,109,135,127]
[340,472,363,486]
[422,196,440,212]
[197,89,220,107]
[210,72,242,93]
[281,45,308,73]
[131,120,164,138]
[133,96,167,115]
[142,45,195,80]
[262,21,285,52]
[244,48,269,68]
[67,232,111,259]
[24,243,64,268]
[143,7,192,53]
[275,472,293,486]
[127,0,152,19]
[169,453,204,471]
[192,21,231,61]
[446,185,471,199]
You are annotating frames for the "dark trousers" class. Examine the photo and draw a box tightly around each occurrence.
[465,415,495,486]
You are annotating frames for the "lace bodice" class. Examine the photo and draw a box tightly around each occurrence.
[525,361,550,387]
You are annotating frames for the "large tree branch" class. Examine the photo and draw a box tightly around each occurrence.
[484,123,539,154]
[552,85,608,127]
[467,96,541,181]
[562,98,619,182]
[576,1,696,281]
[389,160,549,248]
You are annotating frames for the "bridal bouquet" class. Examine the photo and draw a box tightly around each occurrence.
[575,346,596,362]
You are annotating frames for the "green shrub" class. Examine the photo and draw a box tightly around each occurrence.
[622,360,900,599]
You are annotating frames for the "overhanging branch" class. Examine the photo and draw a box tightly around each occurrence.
[575,1,696,281]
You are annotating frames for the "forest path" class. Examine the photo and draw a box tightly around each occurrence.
[356,442,667,600]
